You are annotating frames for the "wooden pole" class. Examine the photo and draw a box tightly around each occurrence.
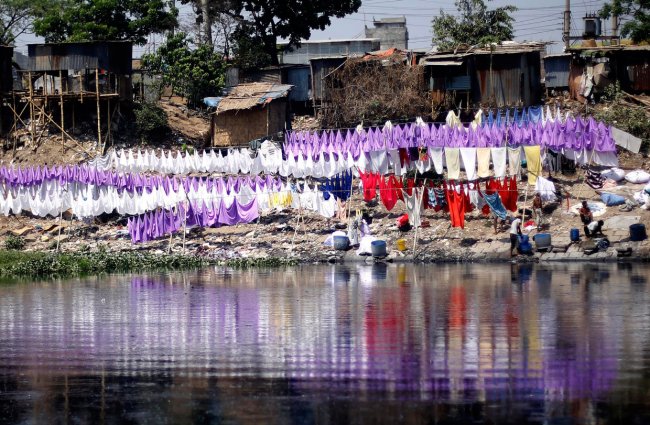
[95,68,102,150]
[412,179,427,255]
[107,98,111,148]
[79,74,83,103]
[28,71,34,145]
[59,70,65,151]
[72,103,75,137]
[11,95,17,153]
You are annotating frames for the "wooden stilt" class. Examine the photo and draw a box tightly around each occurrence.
[95,68,102,150]
[28,71,34,145]
[59,70,65,151]
[107,98,111,149]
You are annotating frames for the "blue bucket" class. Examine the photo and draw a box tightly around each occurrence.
[570,228,580,242]
[371,240,387,257]
[534,233,552,250]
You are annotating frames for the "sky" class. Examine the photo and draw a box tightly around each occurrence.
[13,0,613,56]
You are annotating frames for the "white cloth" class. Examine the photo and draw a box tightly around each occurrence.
[491,147,507,178]
[534,176,557,202]
[459,148,477,181]
[403,188,423,228]
[430,148,444,175]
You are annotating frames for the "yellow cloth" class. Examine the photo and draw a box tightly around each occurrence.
[477,147,491,178]
[524,145,542,185]
[445,148,460,180]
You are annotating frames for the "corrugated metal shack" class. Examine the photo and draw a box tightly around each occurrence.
[420,42,545,108]
[8,41,134,150]
[309,56,349,107]
[238,64,311,108]
[26,41,132,99]
[568,45,650,100]
[543,53,571,90]
[211,83,292,146]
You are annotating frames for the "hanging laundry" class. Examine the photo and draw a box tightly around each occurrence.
[476,147,492,178]
[403,187,423,228]
[379,175,401,211]
[507,147,521,176]
[482,192,508,220]
[445,148,461,180]
[360,171,380,201]
[445,183,466,229]
[459,147,477,181]
[534,176,557,202]
[491,147,507,178]
[429,147,444,175]
[523,145,542,185]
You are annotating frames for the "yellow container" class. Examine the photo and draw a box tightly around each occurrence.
[396,239,407,251]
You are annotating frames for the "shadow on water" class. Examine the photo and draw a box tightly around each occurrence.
[0,263,649,424]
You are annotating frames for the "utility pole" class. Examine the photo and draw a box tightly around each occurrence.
[201,0,213,48]
[563,0,571,50]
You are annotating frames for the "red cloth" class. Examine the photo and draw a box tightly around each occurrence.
[506,176,518,212]
[445,182,466,229]
[399,148,410,168]
[360,171,379,202]
[380,175,401,211]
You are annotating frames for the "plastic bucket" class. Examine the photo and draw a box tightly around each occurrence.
[371,240,387,257]
[396,239,407,251]
[333,236,350,250]
[630,224,647,241]
[533,233,552,250]
[570,228,580,242]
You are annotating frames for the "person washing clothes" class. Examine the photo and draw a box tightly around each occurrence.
[532,193,543,230]
[579,201,604,237]
[509,216,522,257]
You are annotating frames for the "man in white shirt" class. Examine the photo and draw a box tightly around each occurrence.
[510,217,522,257]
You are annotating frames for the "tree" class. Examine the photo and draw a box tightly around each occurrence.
[182,0,362,65]
[0,0,47,45]
[33,0,178,45]
[431,0,517,51]
[141,33,226,106]
[600,0,649,44]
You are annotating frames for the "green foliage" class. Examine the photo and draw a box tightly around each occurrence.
[0,0,48,45]
[4,236,25,251]
[0,251,208,279]
[431,0,517,51]
[183,0,362,65]
[141,33,226,107]
[594,102,650,153]
[133,102,169,142]
[231,25,273,71]
[600,0,650,44]
[33,0,178,45]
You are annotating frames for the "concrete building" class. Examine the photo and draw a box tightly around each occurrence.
[279,39,380,65]
[365,17,409,50]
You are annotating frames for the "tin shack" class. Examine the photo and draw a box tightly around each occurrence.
[211,83,292,146]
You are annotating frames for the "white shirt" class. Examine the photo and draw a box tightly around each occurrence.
[510,218,521,235]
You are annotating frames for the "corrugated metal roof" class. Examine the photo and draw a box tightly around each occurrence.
[422,60,464,66]
[214,83,292,113]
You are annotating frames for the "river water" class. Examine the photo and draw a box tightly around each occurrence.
[0,263,649,424]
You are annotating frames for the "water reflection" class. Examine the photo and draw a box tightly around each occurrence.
[0,264,649,424]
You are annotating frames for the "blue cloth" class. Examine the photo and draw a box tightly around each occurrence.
[528,106,542,123]
[601,192,626,206]
[483,192,508,220]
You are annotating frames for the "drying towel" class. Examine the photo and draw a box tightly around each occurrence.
[445,148,461,180]
[430,147,444,175]
[507,147,521,176]
[477,148,492,178]
[459,148,477,181]
[491,147,507,178]
[523,145,542,185]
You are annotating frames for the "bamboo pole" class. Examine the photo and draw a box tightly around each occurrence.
[59,70,65,151]
[107,97,111,148]
[28,71,34,145]
[95,68,102,150]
